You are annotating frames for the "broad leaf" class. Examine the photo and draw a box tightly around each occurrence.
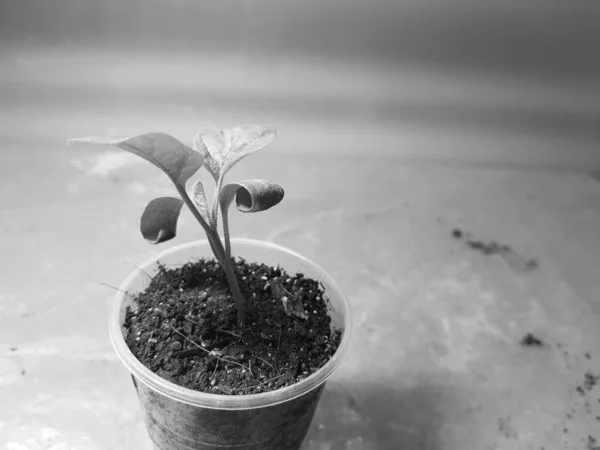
[140,196,184,244]
[191,179,210,222]
[218,179,284,214]
[68,133,204,186]
[194,125,277,181]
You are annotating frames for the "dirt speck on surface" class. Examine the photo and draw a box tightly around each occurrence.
[520,333,545,347]
[123,257,342,396]
[557,344,600,447]
[584,372,600,391]
[497,416,518,439]
[450,228,539,271]
[451,228,463,239]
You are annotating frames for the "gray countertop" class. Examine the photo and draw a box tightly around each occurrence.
[2,142,600,449]
[1,46,600,449]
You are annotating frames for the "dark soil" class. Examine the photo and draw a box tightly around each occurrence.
[520,333,545,347]
[124,258,342,395]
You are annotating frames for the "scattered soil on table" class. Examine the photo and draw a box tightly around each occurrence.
[575,370,600,397]
[583,372,600,392]
[520,333,545,347]
[451,228,539,271]
[561,350,600,446]
[451,229,463,239]
[124,258,342,395]
[497,416,518,439]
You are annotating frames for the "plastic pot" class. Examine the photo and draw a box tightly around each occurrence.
[110,239,352,450]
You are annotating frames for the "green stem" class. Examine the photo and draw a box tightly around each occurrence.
[223,258,246,324]
[211,173,225,229]
[222,206,232,261]
[177,183,246,324]
[176,184,225,264]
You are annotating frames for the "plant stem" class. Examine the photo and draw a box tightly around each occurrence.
[177,184,246,324]
[223,259,246,324]
[176,184,225,264]
[222,206,232,261]
[211,173,225,229]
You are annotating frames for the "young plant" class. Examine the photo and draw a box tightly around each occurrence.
[68,125,284,324]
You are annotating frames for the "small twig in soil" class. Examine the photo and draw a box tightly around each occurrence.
[216,328,243,339]
[276,325,282,353]
[264,373,285,385]
[274,324,282,372]
[206,338,235,351]
[168,324,253,375]
[124,262,152,279]
[100,282,130,295]
[257,356,274,370]
[183,316,200,326]
[212,359,220,378]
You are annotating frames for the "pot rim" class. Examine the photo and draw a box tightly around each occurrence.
[109,238,352,410]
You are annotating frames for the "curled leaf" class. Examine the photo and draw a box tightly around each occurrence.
[140,196,184,244]
[218,179,284,260]
[219,179,284,214]
[68,132,204,186]
[193,125,277,181]
[191,179,210,222]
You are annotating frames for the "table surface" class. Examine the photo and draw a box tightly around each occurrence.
[1,50,600,449]
[2,143,600,449]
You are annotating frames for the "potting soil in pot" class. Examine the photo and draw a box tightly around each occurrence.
[124,258,342,395]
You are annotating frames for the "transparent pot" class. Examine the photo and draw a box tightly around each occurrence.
[109,238,352,449]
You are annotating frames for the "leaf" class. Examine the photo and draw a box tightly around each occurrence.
[282,292,308,320]
[218,179,284,214]
[191,179,210,222]
[271,280,307,320]
[140,196,184,244]
[218,179,284,260]
[270,280,286,299]
[68,133,204,186]
[192,133,220,183]
[194,125,277,180]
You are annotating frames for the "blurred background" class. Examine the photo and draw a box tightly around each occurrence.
[1,0,599,168]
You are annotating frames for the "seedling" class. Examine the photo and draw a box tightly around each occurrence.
[68,125,284,324]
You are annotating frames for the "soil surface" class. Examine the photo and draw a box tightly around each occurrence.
[124,258,342,395]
